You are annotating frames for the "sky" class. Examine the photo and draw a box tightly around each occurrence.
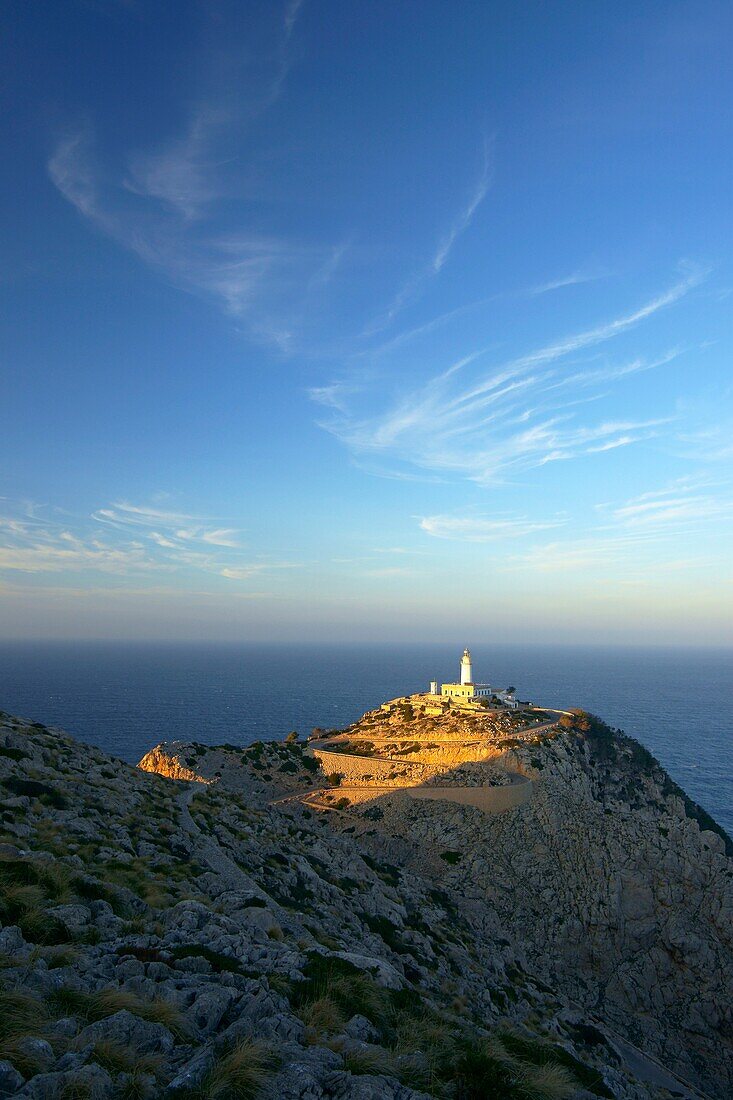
[2,0,733,645]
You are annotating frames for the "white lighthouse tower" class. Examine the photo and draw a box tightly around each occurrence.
[440,648,494,701]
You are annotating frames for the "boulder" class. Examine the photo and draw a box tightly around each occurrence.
[15,1064,113,1099]
[166,1046,216,1093]
[0,1060,24,1097]
[187,986,236,1036]
[76,1009,175,1053]
[13,1038,54,1074]
[45,904,91,939]
[333,952,403,990]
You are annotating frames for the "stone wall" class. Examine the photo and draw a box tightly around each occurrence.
[406,775,533,814]
[312,747,429,786]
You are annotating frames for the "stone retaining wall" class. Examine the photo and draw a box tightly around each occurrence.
[312,746,430,786]
[405,775,533,813]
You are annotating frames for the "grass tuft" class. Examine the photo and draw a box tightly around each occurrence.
[342,1045,396,1077]
[90,1037,164,1077]
[49,987,188,1039]
[178,1037,278,1099]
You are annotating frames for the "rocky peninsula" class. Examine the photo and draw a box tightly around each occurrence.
[0,696,730,1099]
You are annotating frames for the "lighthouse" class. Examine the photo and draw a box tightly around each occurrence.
[440,648,495,702]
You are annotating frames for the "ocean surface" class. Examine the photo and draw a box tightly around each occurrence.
[0,642,731,835]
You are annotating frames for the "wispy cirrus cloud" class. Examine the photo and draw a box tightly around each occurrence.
[527,269,609,296]
[500,476,733,580]
[0,499,297,584]
[598,477,733,529]
[419,514,565,542]
[316,271,704,484]
[47,3,329,352]
[431,140,492,275]
[363,140,492,335]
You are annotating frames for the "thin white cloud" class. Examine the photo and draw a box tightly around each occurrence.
[600,479,733,529]
[419,514,565,542]
[317,273,704,484]
[47,7,332,353]
[0,499,297,585]
[432,140,491,274]
[363,139,492,335]
[528,269,608,296]
[125,107,227,220]
[284,0,305,40]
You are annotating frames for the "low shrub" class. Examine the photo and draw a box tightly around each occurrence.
[170,944,243,974]
[2,777,67,808]
[439,851,461,865]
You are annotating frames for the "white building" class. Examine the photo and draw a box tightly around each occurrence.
[439,648,494,701]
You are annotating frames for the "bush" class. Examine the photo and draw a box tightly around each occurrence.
[170,944,243,974]
[0,746,27,761]
[447,1034,578,1099]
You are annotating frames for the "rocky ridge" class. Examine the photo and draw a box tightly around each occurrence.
[0,702,729,1099]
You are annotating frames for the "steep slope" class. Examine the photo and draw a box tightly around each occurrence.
[0,707,727,1098]
[318,708,732,1097]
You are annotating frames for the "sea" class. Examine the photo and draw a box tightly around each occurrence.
[0,641,731,835]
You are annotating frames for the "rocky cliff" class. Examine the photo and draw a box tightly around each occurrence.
[0,703,730,1099]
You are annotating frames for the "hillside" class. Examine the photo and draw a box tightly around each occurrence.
[0,701,730,1099]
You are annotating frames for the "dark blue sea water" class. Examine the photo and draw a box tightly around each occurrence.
[0,642,730,835]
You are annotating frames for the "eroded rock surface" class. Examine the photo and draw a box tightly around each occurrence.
[0,705,729,1099]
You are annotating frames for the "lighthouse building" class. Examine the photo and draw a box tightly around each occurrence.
[438,648,495,702]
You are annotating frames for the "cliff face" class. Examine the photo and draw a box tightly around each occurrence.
[365,716,733,1096]
[0,705,729,1099]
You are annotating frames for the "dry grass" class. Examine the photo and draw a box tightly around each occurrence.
[300,994,347,1039]
[0,989,59,1076]
[90,1038,165,1077]
[341,1045,396,1077]
[194,1038,277,1099]
[50,987,188,1039]
[514,1061,578,1099]
[0,989,50,1041]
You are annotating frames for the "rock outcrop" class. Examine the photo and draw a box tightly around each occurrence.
[0,703,729,1099]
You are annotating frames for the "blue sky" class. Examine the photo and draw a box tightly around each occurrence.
[2,0,732,643]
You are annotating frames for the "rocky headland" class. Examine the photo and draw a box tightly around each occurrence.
[0,696,730,1099]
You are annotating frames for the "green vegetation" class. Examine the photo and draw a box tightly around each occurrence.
[563,711,733,855]
[500,1029,614,1098]
[0,746,27,761]
[440,850,461,865]
[0,989,56,1076]
[0,855,73,944]
[288,954,585,1098]
[170,944,244,974]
